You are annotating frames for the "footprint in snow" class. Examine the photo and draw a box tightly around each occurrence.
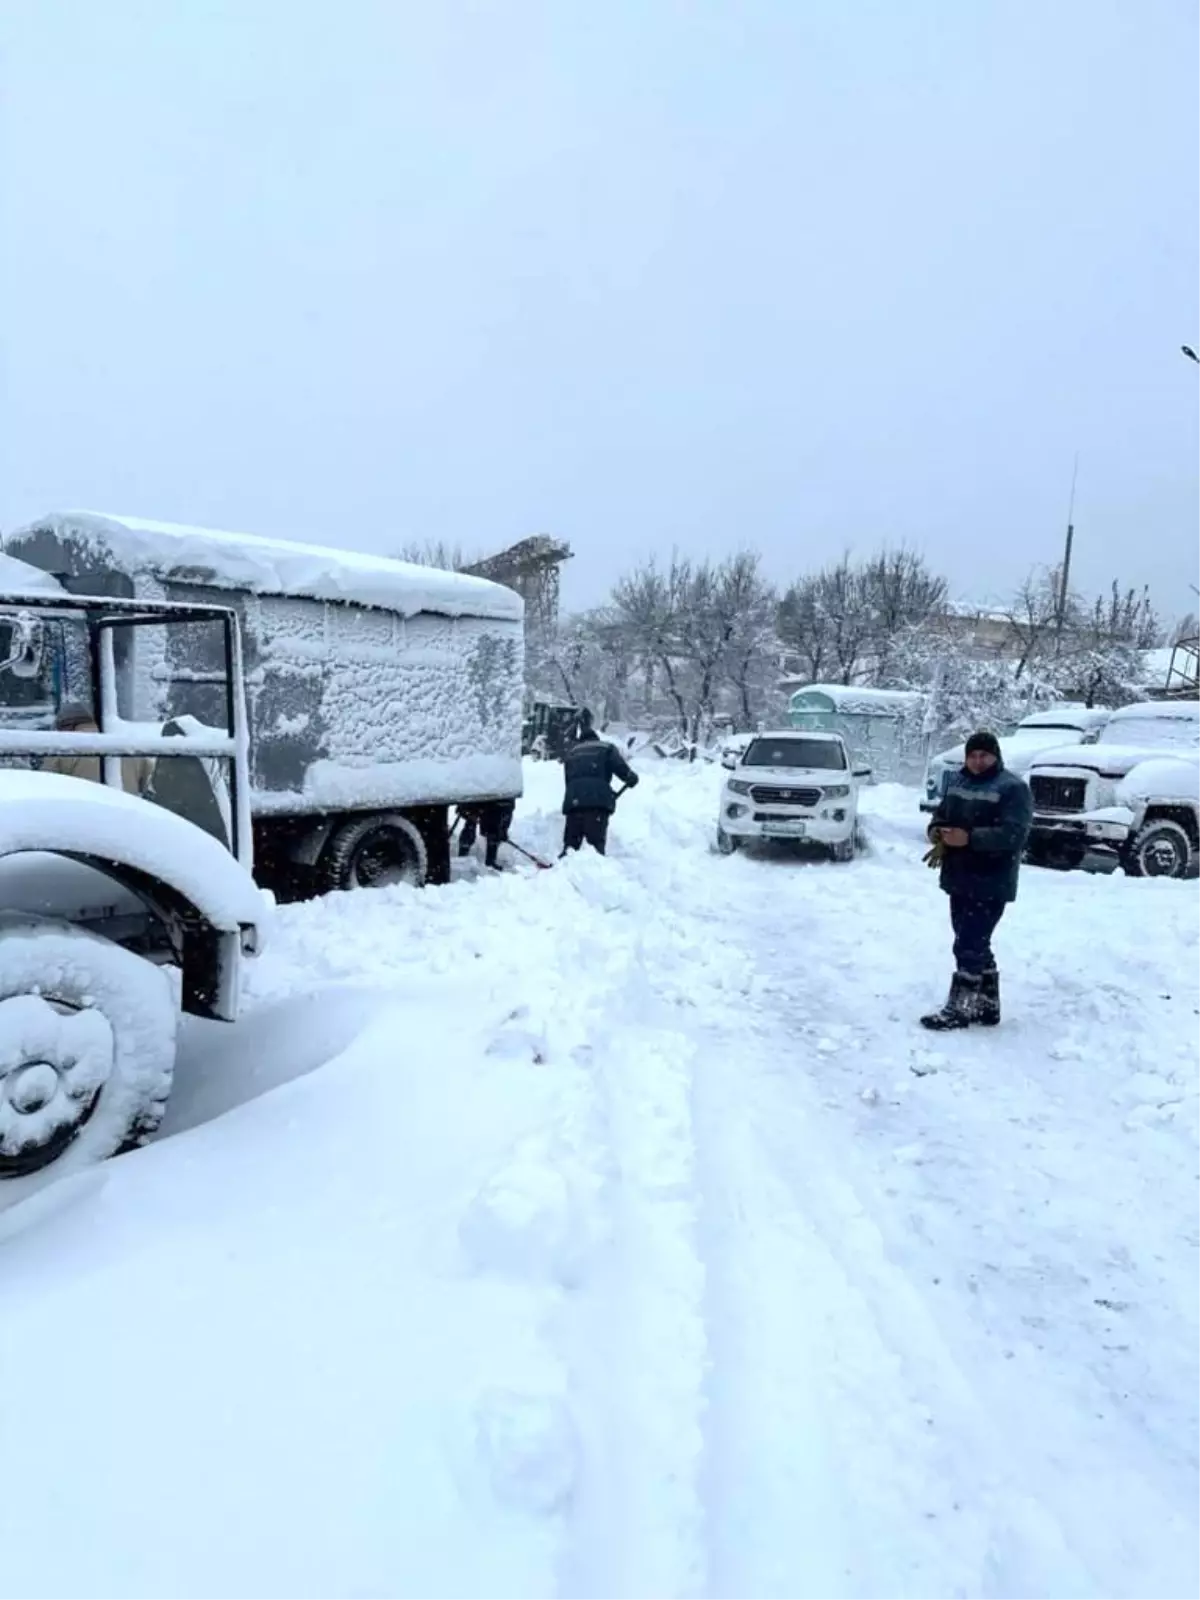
[473,1389,580,1515]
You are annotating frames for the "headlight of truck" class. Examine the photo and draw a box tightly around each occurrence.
[727,780,752,795]
[823,784,850,799]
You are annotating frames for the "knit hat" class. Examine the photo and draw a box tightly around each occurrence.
[964,730,1002,760]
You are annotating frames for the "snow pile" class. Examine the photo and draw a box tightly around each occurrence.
[6,511,524,621]
[0,757,1196,1599]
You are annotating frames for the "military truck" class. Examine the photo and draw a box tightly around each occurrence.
[0,567,267,1189]
[4,512,525,894]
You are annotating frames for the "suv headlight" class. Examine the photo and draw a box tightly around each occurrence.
[823,784,850,799]
[727,779,752,795]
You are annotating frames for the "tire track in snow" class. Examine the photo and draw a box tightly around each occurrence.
[735,866,1197,1600]
[627,856,1099,1598]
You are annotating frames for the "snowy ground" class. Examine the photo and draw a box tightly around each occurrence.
[1,759,1197,1600]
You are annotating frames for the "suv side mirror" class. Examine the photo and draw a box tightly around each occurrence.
[721,752,738,771]
[852,764,872,780]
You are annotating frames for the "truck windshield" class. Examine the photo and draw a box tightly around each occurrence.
[742,738,846,770]
[1100,716,1200,751]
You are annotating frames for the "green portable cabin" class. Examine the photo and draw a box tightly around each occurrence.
[785,684,927,783]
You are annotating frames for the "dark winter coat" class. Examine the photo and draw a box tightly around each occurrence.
[930,759,1033,903]
[562,733,638,815]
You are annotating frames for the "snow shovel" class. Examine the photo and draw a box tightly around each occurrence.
[507,838,553,871]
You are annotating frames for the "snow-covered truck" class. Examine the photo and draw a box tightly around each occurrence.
[1026,699,1200,877]
[3,512,525,893]
[0,567,268,1187]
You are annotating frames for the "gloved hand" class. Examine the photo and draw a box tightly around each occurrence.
[922,837,945,869]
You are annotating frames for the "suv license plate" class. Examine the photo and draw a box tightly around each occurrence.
[764,820,806,837]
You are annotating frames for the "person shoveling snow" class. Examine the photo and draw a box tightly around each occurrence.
[560,714,639,857]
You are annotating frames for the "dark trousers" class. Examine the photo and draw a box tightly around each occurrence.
[949,896,1006,976]
[458,802,513,868]
[562,809,610,856]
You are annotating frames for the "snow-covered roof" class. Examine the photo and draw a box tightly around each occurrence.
[943,598,1011,624]
[7,512,524,623]
[785,683,924,714]
[0,769,267,932]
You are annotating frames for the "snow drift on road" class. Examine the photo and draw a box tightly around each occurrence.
[1,760,1196,1600]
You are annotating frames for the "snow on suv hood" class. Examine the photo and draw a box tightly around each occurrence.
[731,766,849,785]
[1032,742,1197,778]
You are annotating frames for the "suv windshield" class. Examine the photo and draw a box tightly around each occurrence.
[742,737,846,770]
[1100,715,1199,752]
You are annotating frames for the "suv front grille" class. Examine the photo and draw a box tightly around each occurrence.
[1031,774,1087,813]
[749,784,822,808]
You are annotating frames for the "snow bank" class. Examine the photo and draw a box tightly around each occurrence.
[0,769,266,932]
[8,511,524,622]
[0,756,1195,1599]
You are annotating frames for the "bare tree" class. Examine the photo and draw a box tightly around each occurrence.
[610,557,690,733]
[1170,611,1199,646]
[394,539,474,571]
[778,576,835,682]
[719,551,778,727]
[1005,566,1067,676]
[861,547,948,681]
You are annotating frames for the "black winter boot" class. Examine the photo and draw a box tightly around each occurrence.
[977,967,1000,1026]
[920,971,982,1031]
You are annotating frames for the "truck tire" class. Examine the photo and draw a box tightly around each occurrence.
[1122,819,1195,880]
[321,813,428,892]
[0,916,177,1186]
[716,827,739,855]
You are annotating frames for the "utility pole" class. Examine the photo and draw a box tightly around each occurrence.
[1054,453,1079,650]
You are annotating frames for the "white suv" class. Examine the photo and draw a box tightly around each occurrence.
[717,730,868,861]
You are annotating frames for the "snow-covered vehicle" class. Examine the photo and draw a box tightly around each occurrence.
[0,577,267,1186]
[4,512,524,893]
[1026,700,1200,877]
[716,730,870,861]
[920,706,1110,813]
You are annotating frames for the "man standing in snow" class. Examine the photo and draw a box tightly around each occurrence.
[921,729,1033,1030]
[560,719,638,857]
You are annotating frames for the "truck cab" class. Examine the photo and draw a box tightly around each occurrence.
[1026,700,1200,877]
[0,566,267,1193]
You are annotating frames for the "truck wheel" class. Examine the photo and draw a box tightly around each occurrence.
[1123,820,1194,879]
[831,837,855,863]
[321,814,428,891]
[716,827,739,855]
[0,917,177,1186]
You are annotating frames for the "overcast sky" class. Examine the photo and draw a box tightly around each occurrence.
[2,0,1196,617]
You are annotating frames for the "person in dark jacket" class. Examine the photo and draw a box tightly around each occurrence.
[561,725,638,856]
[457,800,516,870]
[921,729,1033,1030]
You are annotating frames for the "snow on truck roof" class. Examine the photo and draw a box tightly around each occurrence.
[1109,699,1200,722]
[0,551,64,596]
[7,512,524,623]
